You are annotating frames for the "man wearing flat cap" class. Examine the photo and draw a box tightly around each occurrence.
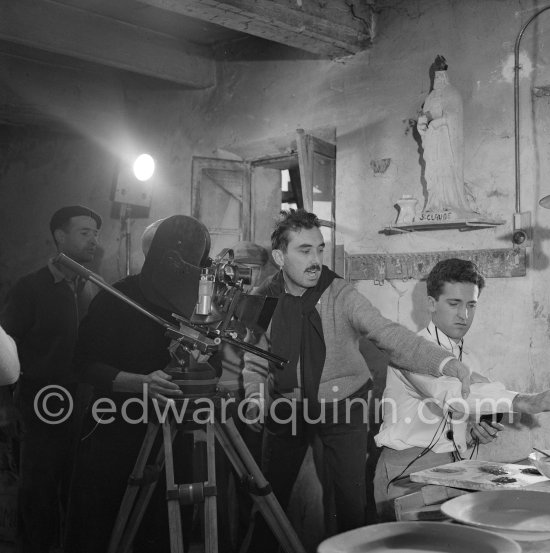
[0,204,102,553]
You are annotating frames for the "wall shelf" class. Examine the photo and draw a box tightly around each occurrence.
[382,216,505,235]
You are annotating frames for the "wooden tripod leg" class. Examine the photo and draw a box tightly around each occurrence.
[118,423,178,553]
[163,419,185,553]
[204,423,218,553]
[213,419,306,553]
[108,421,161,553]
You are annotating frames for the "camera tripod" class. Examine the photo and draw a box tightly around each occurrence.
[107,400,306,553]
[52,252,296,552]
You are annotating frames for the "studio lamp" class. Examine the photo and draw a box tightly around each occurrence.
[133,153,155,182]
[115,153,156,275]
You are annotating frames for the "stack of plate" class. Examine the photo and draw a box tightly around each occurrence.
[317,521,520,552]
[440,490,550,542]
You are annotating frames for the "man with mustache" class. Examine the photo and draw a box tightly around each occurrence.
[0,205,102,553]
[242,209,473,549]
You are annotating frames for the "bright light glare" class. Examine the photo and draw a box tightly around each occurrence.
[133,154,155,182]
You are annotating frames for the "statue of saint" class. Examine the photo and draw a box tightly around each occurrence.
[417,56,473,215]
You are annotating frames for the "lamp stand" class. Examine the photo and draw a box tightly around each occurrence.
[121,203,132,276]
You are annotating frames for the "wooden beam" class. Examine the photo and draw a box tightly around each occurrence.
[138,0,372,58]
[0,0,216,87]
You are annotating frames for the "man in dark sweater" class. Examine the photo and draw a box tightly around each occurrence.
[0,205,101,553]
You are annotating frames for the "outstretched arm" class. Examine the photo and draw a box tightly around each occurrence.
[397,369,517,417]
[512,391,550,414]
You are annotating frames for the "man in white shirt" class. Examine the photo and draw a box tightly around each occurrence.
[374,258,550,521]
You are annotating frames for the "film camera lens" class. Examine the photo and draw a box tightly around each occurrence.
[220,262,252,286]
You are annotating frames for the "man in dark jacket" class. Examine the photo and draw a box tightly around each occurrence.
[0,205,101,553]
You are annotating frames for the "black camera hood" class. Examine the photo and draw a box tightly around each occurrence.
[140,215,210,318]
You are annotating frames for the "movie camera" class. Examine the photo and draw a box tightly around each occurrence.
[54,248,284,399]
[195,247,257,323]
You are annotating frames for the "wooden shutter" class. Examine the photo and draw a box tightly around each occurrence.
[296,129,336,268]
[191,157,251,258]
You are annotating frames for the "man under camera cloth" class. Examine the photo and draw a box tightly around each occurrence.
[66,215,219,553]
[242,209,474,550]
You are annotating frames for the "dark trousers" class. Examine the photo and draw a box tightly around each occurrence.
[15,383,77,553]
[65,412,195,553]
[248,399,368,553]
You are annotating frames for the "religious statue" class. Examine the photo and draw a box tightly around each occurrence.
[417,56,473,217]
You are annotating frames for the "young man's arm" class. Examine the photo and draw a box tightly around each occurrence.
[398,369,550,419]
[512,391,550,414]
[397,370,517,417]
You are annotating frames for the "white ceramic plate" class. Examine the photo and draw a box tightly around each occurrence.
[317,521,521,553]
[441,490,550,542]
